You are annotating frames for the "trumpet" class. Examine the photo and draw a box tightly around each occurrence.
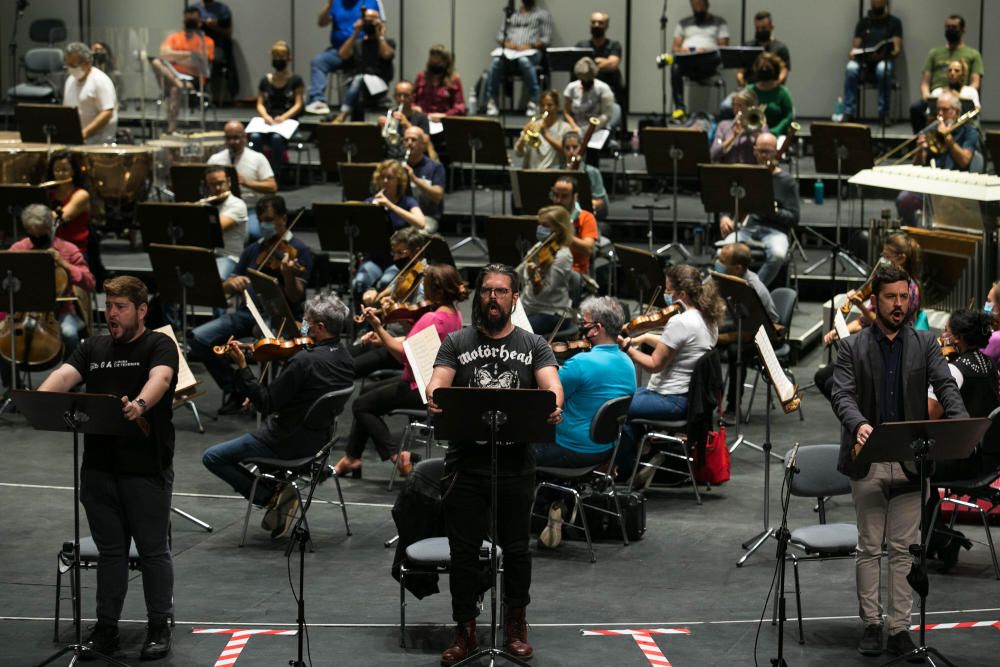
[382,103,403,145]
[520,110,548,150]
[736,105,767,133]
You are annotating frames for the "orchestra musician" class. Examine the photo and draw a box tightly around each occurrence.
[208,120,277,242]
[535,296,636,549]
[518,205,574,337]
[562,132,610,224]
[401,127,444,233]
[202,165,248,280]
[841,0,902,125]
[616,264,725,476]
[711,89,767,165]
[155,6,215,133]
[413,44,466,121]
[908,13,983,134]
[669,0,729,121]
[483,0,553,118]
[980,282,1000,396]
[574,12,623,102]
[562,57,618,135]
[378,80,430,141]
[547,175,600,275]
[514,89,571,170]
[720,10,790,119]
[251,40,305,173]
[188,195,312,415]
[62,42,118,144]
[830,263,966,659]
[330,7,396,123]
[745,52,795,136]
[426,263,563,665]
[335,264,466,479]
[202,293,354,540]
[718,132,799,287]
[45,151,92,259]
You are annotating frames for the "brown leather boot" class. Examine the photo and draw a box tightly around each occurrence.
[504,606,533,658]
[441,620,478,666]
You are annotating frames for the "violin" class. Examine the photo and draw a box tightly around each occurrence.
[212,336,314,363]
[620,304,683,338]
[521,235,559,291]
[353,300,434,325]
[256,238,306,275]
[550,338,591,361]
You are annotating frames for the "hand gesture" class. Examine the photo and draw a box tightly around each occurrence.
[279,252,297,277]
[372,189,390,207]
[121,395,144,421]
[224,336,247,368]
[720,216,735,237]
[823,329,839,346]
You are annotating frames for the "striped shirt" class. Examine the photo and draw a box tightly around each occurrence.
[496,7,552,46]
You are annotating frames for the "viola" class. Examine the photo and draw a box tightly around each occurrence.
[620,304,682,338]
[212,336,314,363]
[550,338,591,361]
[938,335,958,360]
[529,236,560,291]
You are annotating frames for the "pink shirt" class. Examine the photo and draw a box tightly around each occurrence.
[8,236,95,317]
[401,309,463,389]
[981,330,1000,395]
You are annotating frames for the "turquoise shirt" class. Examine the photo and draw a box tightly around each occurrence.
[555,344,636,454]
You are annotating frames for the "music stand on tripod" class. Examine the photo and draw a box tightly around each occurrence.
[312,202,393,308]
[337,162,379,201]
[15,103,84,147]
[0,251,57,416]
[0,184,47,240]
[613,244,666,311]
[698,163,774,246]
[433,386,556,667]
[148,244,227,346]
[641,127,709,258]
[442,117,508,255]
[14,389,142,667]
[316,122,385,175]
[857,417,991,667]
[138,202,224,250]
[484,215,539,267]
[512,169,593,215]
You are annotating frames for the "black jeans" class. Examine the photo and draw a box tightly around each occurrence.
[346,378,424,461]
[444,469,534,623]
[814,364,835,404]
[350,344,402,379]
[80,468,174,627]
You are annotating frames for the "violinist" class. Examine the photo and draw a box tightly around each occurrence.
[616,264,724,475]
[548,174,601,273]
[45,152,91,258]
[202,293,354,539]
[188,195,313,414]
[203,165,248,279]
[534,296,635,547]
[518,205,574,336]
[355,226,427,324]
[335,264,465,478]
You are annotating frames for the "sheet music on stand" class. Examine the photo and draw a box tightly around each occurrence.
[833,310,851,341]
[512,300,533,333]
[153,325,197,392]
[753,325,800,413]
[403,325,442,404]
[243,290,275,339]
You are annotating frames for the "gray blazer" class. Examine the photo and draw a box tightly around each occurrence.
[831,325,968,479]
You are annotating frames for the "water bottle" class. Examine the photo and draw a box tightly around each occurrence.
[693,225,705,256]
[814,179,825,205]
[832,97,844,122]
[468,87,478,115]
[630,129,640,154]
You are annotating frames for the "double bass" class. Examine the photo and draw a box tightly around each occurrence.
[0,251,68,370]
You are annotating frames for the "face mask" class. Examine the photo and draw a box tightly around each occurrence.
[945,28,961,44]
[536,225,550,242]
[985,302,994,315]
[30,234,51,249]
[299,320,311,337]
[259,222,276,240]
[581,79,594,91]
[754,30,771,42]
[756,68,776,83]
[68,66,85,81]
[363,22,377,36]
[184,18,200,31]
[590,26,605,39]
[427,63,446,75]
[663,293,674,306]
[92,53,107,67]
[693,11,708,22]
[870,7,885,17]
[272,59,288,71]
[714,260,726,274]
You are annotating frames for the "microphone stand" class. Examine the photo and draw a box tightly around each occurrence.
[770,443,799,667]
[659,0,669,124]
[6,1,27,131]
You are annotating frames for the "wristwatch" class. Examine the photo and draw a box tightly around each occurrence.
[135,398,147,412]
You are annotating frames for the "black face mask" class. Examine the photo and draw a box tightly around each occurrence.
[393,256,411,270]
[92,52,108,67]
[756,69,777,83]
[363,22,376,36]
[184,18,200,31]
[30,234,51,249]
[581,79,594,91]
[869,7,886,18]
[754,30,771,43]
[945,28,961,44]
[427,63,446,75]
[590,26,605,39]
[272,59,288,71]
[693,10,708,23]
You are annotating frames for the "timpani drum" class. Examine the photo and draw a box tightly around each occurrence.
[0,131,22,144]
[0,142,65,184]
[71,145,153,202]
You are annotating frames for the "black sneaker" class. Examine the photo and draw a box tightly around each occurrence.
[857,623,883,656]
[218,392,246,415]
[886,630,922,663]
[140,622,172,660]
[79,624,121,661]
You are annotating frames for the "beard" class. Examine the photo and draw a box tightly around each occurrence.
[475,298,512,334]
[876,306,905,333]
[108,318,138,342]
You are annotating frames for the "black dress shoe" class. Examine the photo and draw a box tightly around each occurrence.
[886,630,922,663]
[79,624,121,661]
[857,623,883,656]
[140,622,171,660]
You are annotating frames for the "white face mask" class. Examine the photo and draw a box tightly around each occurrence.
[68,66,86,81]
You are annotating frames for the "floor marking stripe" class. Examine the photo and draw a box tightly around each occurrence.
[583,628,688,667]
[192,628,298,666]
[911,621,1000,631]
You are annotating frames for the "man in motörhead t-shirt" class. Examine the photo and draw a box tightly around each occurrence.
[427,263,563,665]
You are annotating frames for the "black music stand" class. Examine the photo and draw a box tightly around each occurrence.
[804,122,872,279]
[720,46,764,70]
[0,184,46,240]
[512,169,593,214]
[698,164,774,244]
[138,202,223,250]
[168,163,241,202]
[15,103,83,147]
[641,127,709,257]
[312,202,393,305]
[857,418,991,667]
[316,122,385,174]
[442,117,508,255]
[148,243,227,346]
[614,244,665,309]
[14,389,140,667]
[484,215,539,267]
[433,387,556,667]
[423,234,455,267]
[247,268,299,333]
[337,162,378,201]
[985,131,1000,176]
[545,47,593,73]
[0,251,56,415]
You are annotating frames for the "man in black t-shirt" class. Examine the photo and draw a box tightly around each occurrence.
[332,7,396,123]
[427,263,563,665]
[39,276,179,660]
[575,11,623,101]
[842,0,903,122]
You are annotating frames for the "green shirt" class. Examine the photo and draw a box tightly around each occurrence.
[923,45,984,91]
[747,84,795,136]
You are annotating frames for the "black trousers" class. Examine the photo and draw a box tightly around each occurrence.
[444,469,534,623]
[350,344,402,379]
[814,364,836,403]
[346,377,424,461]
[80,468,174,627]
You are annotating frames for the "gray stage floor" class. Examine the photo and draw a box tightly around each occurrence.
[2,343,999,666]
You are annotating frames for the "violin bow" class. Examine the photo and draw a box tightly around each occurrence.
[644,286,663,316]
[256,208,306,269]
[546,308,571,346]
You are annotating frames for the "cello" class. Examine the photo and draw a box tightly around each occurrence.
[0,251,69,370]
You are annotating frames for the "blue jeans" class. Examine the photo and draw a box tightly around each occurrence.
[188,308,255,394]
[352,260,399,301]
[487,51,542,104]
[340,75,386,121]
[617,388,688,473]
[722,223,789,287]
[249,131,288,173]
[844,59,894,118]
[670,51,722,109]
[202,432,279,506]
[308,47,346,104]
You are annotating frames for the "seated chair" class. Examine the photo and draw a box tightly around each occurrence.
[530,394,633,563]
[8,48,64,103]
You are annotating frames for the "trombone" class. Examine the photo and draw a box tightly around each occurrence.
[875,106,980,166]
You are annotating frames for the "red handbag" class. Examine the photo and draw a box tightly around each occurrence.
[695,418,731,486]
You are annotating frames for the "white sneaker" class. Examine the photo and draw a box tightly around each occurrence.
[539,502,564,548]
[305,100,331,115]
[525,101,539,117]
[485,99,499,117]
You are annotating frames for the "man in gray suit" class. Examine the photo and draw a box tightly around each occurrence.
[832,264,967,660]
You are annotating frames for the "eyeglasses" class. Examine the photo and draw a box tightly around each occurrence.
[479,287,511,297]
[580,321,599,331]
[549,189,571,200]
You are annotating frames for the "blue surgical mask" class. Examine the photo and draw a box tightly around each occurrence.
[300,320,310,337]
[663,293,674,306]
[536,224,550,242]
[714,261,727,274]
[259,222,276,239]
[985,302,994,315]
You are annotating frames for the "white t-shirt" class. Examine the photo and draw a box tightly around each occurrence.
[929,85,981,110]
[674,15,729,52]
[207,148,275,206]
[215,194,248,257]
[562,79,615,127]
[646,308,718,396]
[517,118,572,170]
[63,66,118,144]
